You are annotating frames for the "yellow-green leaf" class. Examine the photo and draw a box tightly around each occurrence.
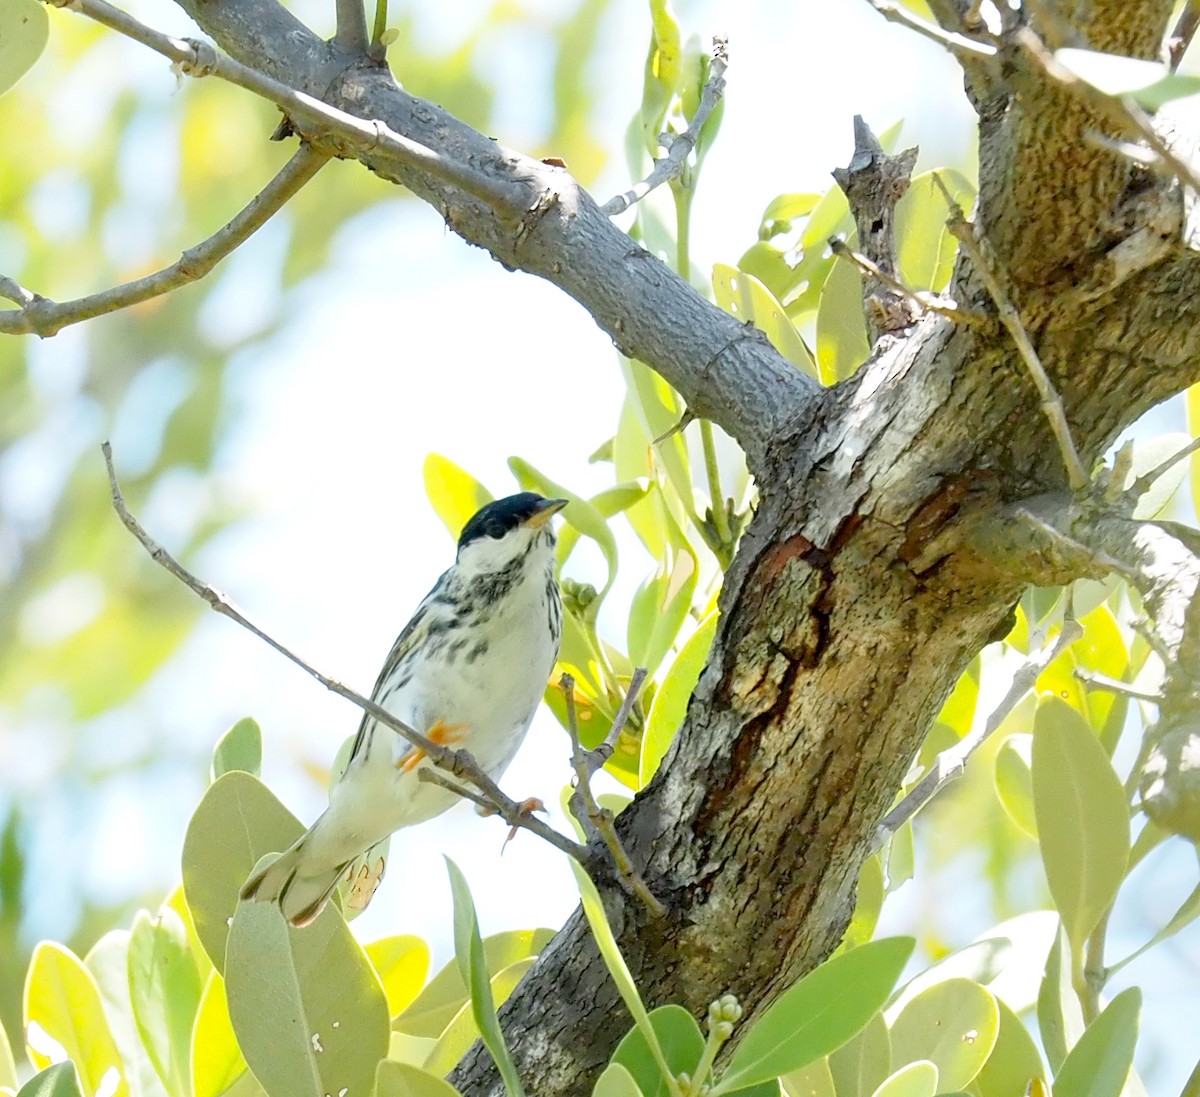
[366,936,431,1019]
[0,1020,15,1090]
[1053,988,1140,1097]
[868,1061,937,1097]
[594,1063,643,1097]
[972,997,1046,1097]
[423,454,494,539]
[782,1058,835,1097]
[828,1012,890,1097]
[0,0,48,96]
[640,610,717,784]
[886,979,997,1091]
[191,973,246,1097]
[1032,697,1130,956]
[994,734,1037,839]
[376,1061,464,1097]
[211,717,263,781]
[23,941,128,1097]
[128,907,204,1097]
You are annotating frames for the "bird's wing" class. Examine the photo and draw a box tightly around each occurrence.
[345,571,448,765]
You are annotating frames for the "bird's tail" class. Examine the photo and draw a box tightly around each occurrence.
[240,817,351,928]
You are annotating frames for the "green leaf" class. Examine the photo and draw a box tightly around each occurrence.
[759,194,821,238]
[612,1005,702,1097]
[394,929,553,1037]
[781,1058,835,1097]
[1052,988,1140,1097]
[1032,697,1130,956]
[815,252,869,385]
[894,170,975,293]
[191,973,247,1097]
[24,941,129,1097]
[640,0,682,152]
[627,544,698,682]
[446,859,526,1097]
[557,483,650,566]
[888,939,1010,1016]
[211,717,263,781]
[225,883,390,1097]
[376,1061,464,1097]
[716,938,914,1093]
[15,1065,83,1097]
[365,936,431,1018]
[1036,925,1084,1072]
[595,1063,644,1097]
[509,457,620,605]
[641,611,717,784]
[843,855,885,949]
[619,360,692,519]
[84,930,167,1097]
[568,860,673,1088]
[867,1062,936,1097]
[711,264,818,378]
[971,997,1045,1097]
[886,979,997,1091]
[0,0,48,96]
[994,733,1037,839]
[1053,47,1200,107]
[1110,877,1200,974]
[181,771,304,973]
[828,1012,890,1097]
[423,454,494,539]
[1124,432,1192,519]
[422,957,536,1078]
[128,908,204,1097]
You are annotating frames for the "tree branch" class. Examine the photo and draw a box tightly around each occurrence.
[861,0,996,57]
[1,145,328,337]
[101,441,588,864]
[333,0,368,55]
[600,37,728,217]
[40,0,522,209]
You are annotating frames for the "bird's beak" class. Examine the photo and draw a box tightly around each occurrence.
[524,497,569,529]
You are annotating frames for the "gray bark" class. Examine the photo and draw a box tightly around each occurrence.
[163,1,1200,1094]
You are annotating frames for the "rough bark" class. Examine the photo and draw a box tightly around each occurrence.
[160,1,1200,1095]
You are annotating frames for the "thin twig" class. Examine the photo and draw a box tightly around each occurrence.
[862,0,996,58]
[933,173,1090,491]
[0,276,37,308]
[334,0,369,55]
[1170,1,1200,71]
[102,441,586,862]
[600,37,728,217]
[1074,669,1162,704]
[1,146,328,337]
[584,667,649,773]
[38,0,519,209]
[871,620,1083,850]
[828,237,988,328]
[560,672,664,914]
[1131,436,1200,498]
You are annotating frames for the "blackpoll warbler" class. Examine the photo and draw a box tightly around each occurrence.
[241,492,567,926]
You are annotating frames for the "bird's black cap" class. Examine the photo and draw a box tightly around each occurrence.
[458,493,569,547]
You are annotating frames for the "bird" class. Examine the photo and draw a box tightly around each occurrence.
[240,492,568,927]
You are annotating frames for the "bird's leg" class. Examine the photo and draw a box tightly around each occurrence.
[396,717,467,771]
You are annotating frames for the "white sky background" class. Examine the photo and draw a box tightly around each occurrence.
[10,0,1200,1088]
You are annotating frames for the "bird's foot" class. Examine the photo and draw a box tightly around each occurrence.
[396,718,467,771]
[499,797,547,852]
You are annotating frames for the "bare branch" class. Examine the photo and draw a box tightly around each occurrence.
[39,0,521,209]
[561,672,664,915]
[1131,435,1200,498]
[872,620,1083,850]
[934,173,1090,491]
[334,0,368,55]
[1074,669,1162,703]
[829,237,987,328]
[1,146,328,337]
[1169,0,1200,70]
[102,441,587,863]
[861,0,996,58]
[601,37,728,217]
